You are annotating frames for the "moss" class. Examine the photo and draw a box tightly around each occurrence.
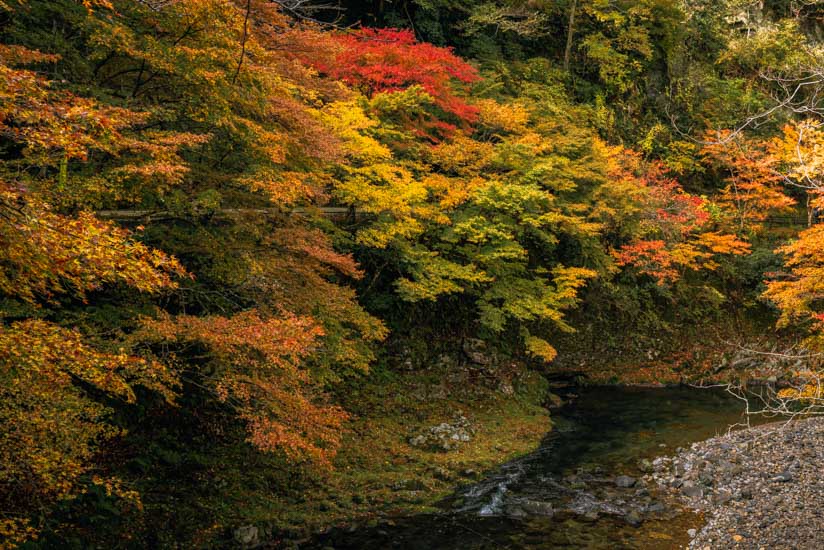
[235,361,551,540]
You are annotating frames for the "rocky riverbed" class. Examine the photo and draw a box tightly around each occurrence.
[651,417,824,549]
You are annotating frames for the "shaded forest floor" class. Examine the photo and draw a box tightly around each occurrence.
[225,361,553,546]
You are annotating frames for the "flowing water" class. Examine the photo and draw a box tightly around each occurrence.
[307,386,760,549]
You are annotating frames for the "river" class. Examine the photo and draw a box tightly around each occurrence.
[306,386,758,549]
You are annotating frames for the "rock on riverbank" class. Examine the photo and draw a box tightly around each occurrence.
[651,417,824,549]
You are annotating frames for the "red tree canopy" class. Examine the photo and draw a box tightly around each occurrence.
[306,28,480,132]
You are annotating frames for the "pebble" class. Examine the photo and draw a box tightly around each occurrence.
[769,471,792,483]
[653,417,824,548]
[624,510,643,527]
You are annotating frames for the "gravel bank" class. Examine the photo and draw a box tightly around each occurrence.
[651,417,824,549]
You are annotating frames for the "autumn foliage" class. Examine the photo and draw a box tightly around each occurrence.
[0,0,821,546]
[763,225,824,345]
[138,309,347,465]
[702,130,796,232]
[303,27,480,136]
[598,147,750,284]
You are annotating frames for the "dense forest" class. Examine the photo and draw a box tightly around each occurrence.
[1,0,824,547]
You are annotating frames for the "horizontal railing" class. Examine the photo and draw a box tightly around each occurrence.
[96,206,365,222]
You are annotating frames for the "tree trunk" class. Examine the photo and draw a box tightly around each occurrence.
[564,0,577,73]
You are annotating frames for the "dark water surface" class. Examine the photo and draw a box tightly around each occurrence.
[305,386,758,550]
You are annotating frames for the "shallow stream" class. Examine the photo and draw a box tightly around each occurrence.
[308,386,760,549]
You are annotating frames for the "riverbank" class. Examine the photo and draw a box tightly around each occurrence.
[652,417,824,548]
[299,386,757,549]
[232,361,552,547]
[551,315,800,387]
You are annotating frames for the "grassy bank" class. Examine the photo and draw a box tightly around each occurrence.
[211,360,553,547]
[294,365,548,533]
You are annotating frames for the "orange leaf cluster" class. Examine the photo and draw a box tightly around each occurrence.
[702,130,796,232]
[763,224,824,348]
[0,320,176,538]
[139,310,347,464]
[0,188,185,302]
[602,147,751,284]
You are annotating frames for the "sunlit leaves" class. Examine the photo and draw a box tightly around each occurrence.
[336,162,430,248]
[238,224,388,372]
[702,130,796,233]
[0,198,185,302]
[772,120,824,213]
[599,145,751,285]
[302,27,479,136]
[0,58,143,166]
[138,309,347,465]
[0,320,176,544]
[763,224,824,349]
[394,247,493,302]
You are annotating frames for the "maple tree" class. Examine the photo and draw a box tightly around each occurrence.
[770,120,824,224]
[595,145,750,285]
[0,2,381,543]
[137,309,344,464]
[301,27,480,137]
[763,224,824,348]
[702,130,796,233]
[762,120,824,349]
[0,41,189,545]
[2,0,824,546]
[0,320,174,546]
[328,67,608,363]
[62,0,386,460]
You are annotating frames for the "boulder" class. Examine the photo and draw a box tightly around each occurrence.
[615,475,637,488]
[498,381,515,395]
[504,502,528,519]
[408,414,474,452]
[463,338,494,365]
[646,502,666,513]
[698,471,714,486]
[713,490,732,504]
[234,525,260,547]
